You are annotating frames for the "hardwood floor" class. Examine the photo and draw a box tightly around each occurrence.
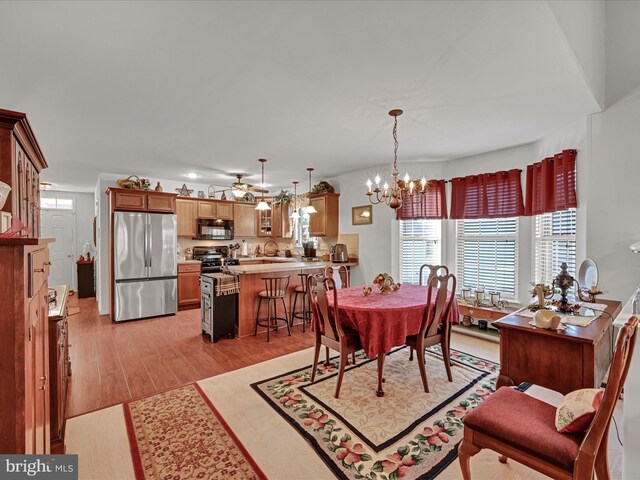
[65,295,314,418]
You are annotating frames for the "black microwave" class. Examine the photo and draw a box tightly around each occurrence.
[196,218,234,240]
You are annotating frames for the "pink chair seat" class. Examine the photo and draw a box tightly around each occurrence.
[463,387,583,472]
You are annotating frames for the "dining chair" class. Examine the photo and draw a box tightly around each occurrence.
[307,274,363,398]
[418,264,449,286]
[405,272,457,392]
[323,265,350,289]
[458,316,638,480]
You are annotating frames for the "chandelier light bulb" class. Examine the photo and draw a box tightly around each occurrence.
[421,177,427,189]
[374,174,381,186]
[383,182,389,191]
[404,172,410,183]
[409,180,415,193]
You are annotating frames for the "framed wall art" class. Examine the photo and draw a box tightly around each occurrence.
[352,205,372,225]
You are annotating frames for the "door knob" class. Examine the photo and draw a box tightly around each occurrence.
[67,254,72,258]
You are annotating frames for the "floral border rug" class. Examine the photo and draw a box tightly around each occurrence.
[251,346,498,480]
[123,383,267,480]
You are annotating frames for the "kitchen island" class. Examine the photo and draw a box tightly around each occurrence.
[225,260,358,337]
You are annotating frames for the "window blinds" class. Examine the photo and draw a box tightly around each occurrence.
[456,217,518,298]
[534,209,576,286]
[399,220,441,285]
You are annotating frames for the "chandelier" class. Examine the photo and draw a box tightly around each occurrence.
[366,109,428,209]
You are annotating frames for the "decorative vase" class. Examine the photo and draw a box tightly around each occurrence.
[154,182,163,192]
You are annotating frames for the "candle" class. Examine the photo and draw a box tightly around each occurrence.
[421,177,427,190]
[375,174,381,187]
[366,178,372,193]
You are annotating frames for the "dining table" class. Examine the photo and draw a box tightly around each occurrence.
[328,284,460,396]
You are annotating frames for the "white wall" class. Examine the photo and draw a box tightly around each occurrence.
[41,190,95,290]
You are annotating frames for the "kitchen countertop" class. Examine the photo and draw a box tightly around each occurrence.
[178,259,201,264]
[226,260,358,275]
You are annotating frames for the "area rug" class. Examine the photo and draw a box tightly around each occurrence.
[251,346,498,480]
[123,383,267,480]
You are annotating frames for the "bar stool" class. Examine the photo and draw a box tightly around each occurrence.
[254,275,291,342]
[290,273,312,332]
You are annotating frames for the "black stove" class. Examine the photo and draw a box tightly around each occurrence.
[193,246,240,273]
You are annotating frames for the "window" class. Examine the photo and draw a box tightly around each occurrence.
[399,220,441,284]
[40,197,73,210]
[456,218,518,299]
[534,208,576,286]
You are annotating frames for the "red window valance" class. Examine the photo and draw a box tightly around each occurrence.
[450,169,524,219]
[524,149,577,216]
[396,179,447,220]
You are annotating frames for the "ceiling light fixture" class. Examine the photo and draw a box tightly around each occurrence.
[186,172,198,179]
[290,181,300,220]
[305,168,317,214]
[255,159,271,211]
[39,182,53,190]
[231,188,246,198]
[366,109,429,210]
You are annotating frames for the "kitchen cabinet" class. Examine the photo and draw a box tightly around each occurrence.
[0,238,53,454]
[108,188,177,213]
[234,203,257,237]
[48,285,70,453]
[197,201,217,218]
[272,201,292,238]
[176,199,197,237]
[309,193,340,237]
[257,200,273,237]
[178,263,202,310]
[0,109,48,237]
[216,202,234,220]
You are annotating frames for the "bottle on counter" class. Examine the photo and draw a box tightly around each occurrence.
[633,286,640,315]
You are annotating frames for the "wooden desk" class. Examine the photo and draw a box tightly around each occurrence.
[494,299,621,395]
[458,303,517,322]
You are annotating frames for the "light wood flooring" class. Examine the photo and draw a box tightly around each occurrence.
[65,295,314,418]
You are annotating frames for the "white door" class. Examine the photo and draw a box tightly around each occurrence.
[41,209,75,289]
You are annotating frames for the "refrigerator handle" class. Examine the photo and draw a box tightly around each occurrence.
[144,214,149,272]
[147,214,152,271]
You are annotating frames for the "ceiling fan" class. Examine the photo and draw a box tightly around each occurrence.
[223,173,269,199]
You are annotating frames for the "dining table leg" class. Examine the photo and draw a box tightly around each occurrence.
[376,354,385,397]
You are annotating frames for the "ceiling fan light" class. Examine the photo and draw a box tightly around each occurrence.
[255,200,271,211]
[231,189,245,198]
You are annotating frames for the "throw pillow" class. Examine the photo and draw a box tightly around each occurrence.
[555,388,604,433]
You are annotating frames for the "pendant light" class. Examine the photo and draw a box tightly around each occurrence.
[305,167,317,214]
[290,181,300,219]
[255,159,271,211]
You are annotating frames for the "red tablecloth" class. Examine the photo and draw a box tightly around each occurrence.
[329,284,460,359]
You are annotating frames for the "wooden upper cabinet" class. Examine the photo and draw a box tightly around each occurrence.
[234,203,257,237]
[309,193,339,237]
[216,202,234,220]
[108,188,177,213]
[197,201,217,219]
[147,193,176,213]
[113,190,146,211]
[0,109,48,237]
[257,201,273,237]
[176,199,197,237]
[271,201,292,239]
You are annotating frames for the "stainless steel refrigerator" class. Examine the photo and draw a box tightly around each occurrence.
[113,212,178,322]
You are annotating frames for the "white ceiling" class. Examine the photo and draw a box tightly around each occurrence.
[0,1,600,192]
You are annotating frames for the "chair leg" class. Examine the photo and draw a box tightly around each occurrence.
[266,299,271,342]
[498,455,508,464]
[310,341,321,382]
[595,432,610,480]
[325,346,330,365]
[417,343,429,393]
[281,297,291,336]
[441,336,453,382]
[335,348,348,398]
[254,298,263,336]
[409,347,413,361]
[351,351,356,365]
[458,438,481,480]
[289,292,295,326]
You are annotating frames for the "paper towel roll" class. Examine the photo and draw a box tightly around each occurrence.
[241,242,248,256]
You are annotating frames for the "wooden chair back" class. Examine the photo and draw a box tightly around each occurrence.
[308,274,345,342]
[261,275,290,298]
[419,264,449,286]
[323,266,350,289]
[420,273,456,339]
[576,316,638,468]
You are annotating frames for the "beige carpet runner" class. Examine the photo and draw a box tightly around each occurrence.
[251,346,499,480]
[123,383,267,480]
